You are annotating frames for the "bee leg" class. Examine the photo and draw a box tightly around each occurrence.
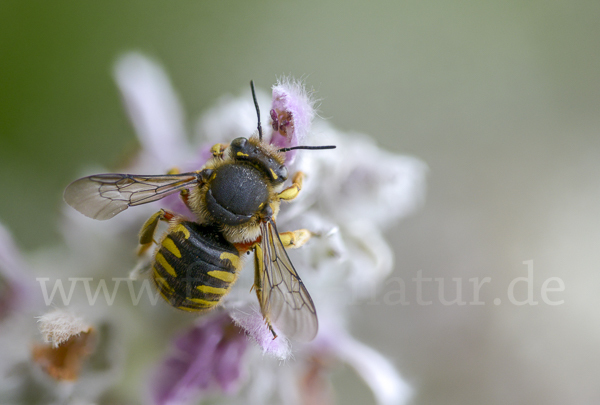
[137,209,178,256]
[252,243,264,296]
[279,229,313,249]
[210,143,229,158]
[251,243,277,340]
[267,322,278,340]
[179,188,191,209]
[277,171,305,201]
[180,168,213,212]
[162,167,197,213]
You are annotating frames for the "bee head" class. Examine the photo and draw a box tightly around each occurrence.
[229,137,288,185]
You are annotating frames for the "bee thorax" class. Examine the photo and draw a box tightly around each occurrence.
[205,164,270,226]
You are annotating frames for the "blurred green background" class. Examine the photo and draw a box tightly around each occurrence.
[2,1,600,404]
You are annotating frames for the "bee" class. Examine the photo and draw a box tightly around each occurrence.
[64,81,335,342]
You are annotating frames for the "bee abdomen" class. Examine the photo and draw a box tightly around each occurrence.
[152,221,241,312]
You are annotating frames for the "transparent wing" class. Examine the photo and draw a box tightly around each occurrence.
[64,173,199,220]
[258,219,318,341]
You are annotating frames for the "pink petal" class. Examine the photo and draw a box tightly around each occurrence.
[269,78,316,163]
[150,313,248,405]
[230,305,291,360]
[213,329,248,393]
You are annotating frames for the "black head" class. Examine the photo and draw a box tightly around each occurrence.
[229,137,288,185]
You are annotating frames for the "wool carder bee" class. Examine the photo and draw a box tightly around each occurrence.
[64,82,335,341]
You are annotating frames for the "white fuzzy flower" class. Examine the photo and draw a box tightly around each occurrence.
[111,53,424,405]
[37,309,92,348]
[0,52,426,405]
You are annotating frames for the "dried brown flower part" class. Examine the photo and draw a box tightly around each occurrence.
[32,310,96,381]
[32,327,95,381]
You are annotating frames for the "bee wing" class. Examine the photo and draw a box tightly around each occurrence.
[257,219,318,341]
[64,173,199,220]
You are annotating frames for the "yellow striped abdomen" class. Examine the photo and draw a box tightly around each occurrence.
[152,221,241,312]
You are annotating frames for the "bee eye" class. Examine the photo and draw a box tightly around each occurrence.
[230,137,247,149]
[279,165,288,180]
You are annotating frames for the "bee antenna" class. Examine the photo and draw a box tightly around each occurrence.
[250,80,262,141]
[278,145,336,153]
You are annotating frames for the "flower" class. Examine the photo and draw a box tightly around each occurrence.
[0,224,118,405]
[33,309,96,381]
[37,309,93,348]
[269,77,317,163]
[149,312,248,405]
[0,52,426,405]
[112,53,425,405]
